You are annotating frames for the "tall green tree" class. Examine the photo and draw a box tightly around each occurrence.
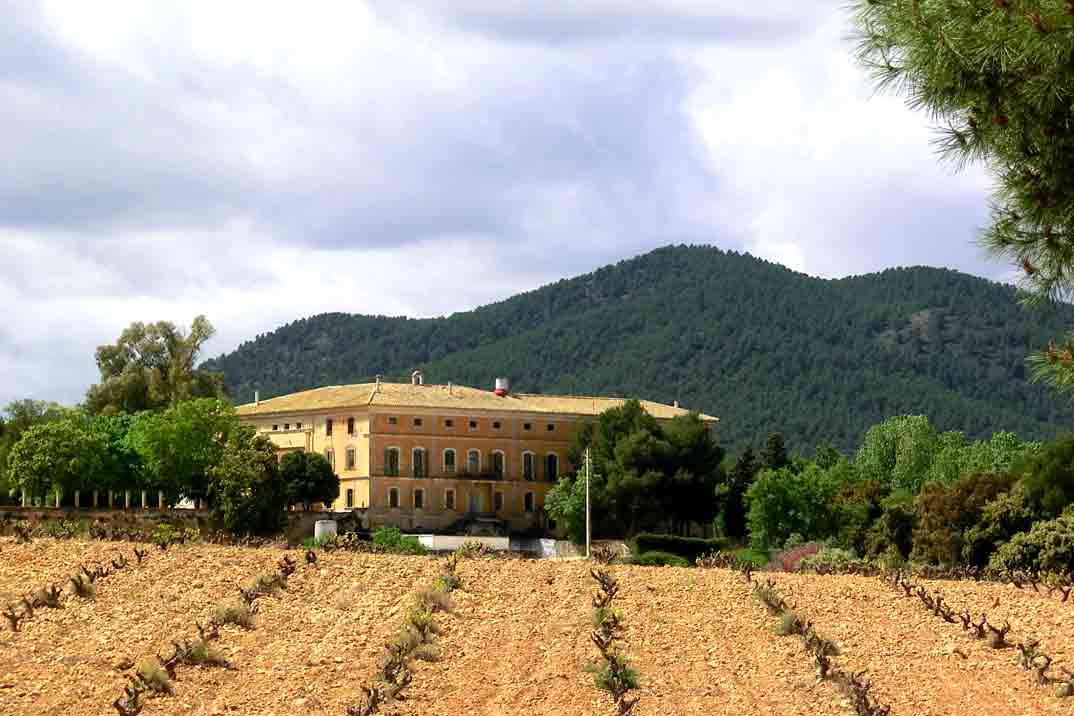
[279,451,340,511]
[208,428,288,535]
[549,400,723,540]
[128,398,238,506]
[86,316,227,415]
[851,0,1074,390]
[7,418,107,504]
[717,446,758,539]
[0,400,68,498]
[761,433,789,472]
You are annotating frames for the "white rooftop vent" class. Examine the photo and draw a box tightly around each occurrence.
[495,377,510,396]
[412,370,424,386]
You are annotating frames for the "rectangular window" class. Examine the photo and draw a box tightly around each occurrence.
[444,450,456,473]
[346,489,354,508]
[296,422,302,429]
[445,489,455,511]
[347,417,355,435]
[444,419,454,428]
[385,448,400,476]
[272,424,278,431]
[469,419,478,430]
[547,423,555,432]
[325,449,335,470]
[414,489,424,510]
[523,422,532,431]
[493,491,504,512]
[413,449,426,478]
[492,421,501,430]
[284,423,290,430]
[388,416,398,425]
[346,447,356,470]
[326,419,333,436]
[523,453,535,481]
[389,488,399,509]
[414,417,423,427]
[524,492,535,513]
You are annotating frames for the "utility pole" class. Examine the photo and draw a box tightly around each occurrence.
[585,447,591,559]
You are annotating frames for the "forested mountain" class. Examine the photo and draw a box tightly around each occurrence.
[202,245,1074,453]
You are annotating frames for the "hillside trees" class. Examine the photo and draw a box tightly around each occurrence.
[851,0,1074,391]
[86,316,227,415]
[0,400,68,500]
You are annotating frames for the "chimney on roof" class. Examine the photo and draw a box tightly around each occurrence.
[254,390,260,406]
[411,370,424,386]
[494,377,510,397]
[673,400,679,409]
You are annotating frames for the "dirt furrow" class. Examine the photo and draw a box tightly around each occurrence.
[773,573,1068,715]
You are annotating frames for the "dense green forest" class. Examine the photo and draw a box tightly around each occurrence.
[202,245,1074,453]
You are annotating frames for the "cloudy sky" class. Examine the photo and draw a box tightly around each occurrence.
[2,0,1001,406]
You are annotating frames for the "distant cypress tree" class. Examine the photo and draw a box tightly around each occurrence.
[720,446,759,540]
[762,433,789,472]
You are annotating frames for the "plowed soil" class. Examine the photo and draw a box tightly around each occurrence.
[1,539,1071,716]
[772,573,1069,715]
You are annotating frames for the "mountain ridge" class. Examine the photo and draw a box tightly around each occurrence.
[203,245,1074,452]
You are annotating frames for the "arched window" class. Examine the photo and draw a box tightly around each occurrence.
[522,452,535,481]
[467,449,481,474]
[524,492,535,513]
[345,447,356,470]
[545,454,559,482]
[385,447,400,476]
[443,449,456,474]
[414,488,425,510]
[491,450,505,477]
[413,448,426,478]
[388,487,400,509]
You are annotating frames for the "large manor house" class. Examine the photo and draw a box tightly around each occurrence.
[237,373,716,533]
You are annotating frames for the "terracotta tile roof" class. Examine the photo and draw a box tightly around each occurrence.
[236,382,717,422]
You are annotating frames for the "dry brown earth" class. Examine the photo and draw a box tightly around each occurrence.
[773,572,1070,715]
[2,541,1072,716]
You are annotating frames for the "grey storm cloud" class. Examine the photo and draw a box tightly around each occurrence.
[0,0,1011,407]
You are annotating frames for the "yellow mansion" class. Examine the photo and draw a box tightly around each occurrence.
[236,374,717,533]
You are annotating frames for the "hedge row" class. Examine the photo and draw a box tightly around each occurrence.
[633,534,725,563]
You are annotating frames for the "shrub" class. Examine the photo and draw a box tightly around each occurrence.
[629,551,690,568]
[798,547,864,574]
[766,542,822,572]
[45,519,82,539]
[864,490,916,559]
[989,512,1074,574]
[775,610,807,636]
[212,600,255,630]
[135,658,175,695]
[181,639,229,668]
[152,522,182,549]
[68,574,96,600]
[372,527,427,555]
[912,471,1016,565]
[633,534,724,563]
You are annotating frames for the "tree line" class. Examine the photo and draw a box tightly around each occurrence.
[0,317,339,535]
[547,402,1074,573]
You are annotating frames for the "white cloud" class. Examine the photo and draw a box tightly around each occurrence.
[0,1,1011,406]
